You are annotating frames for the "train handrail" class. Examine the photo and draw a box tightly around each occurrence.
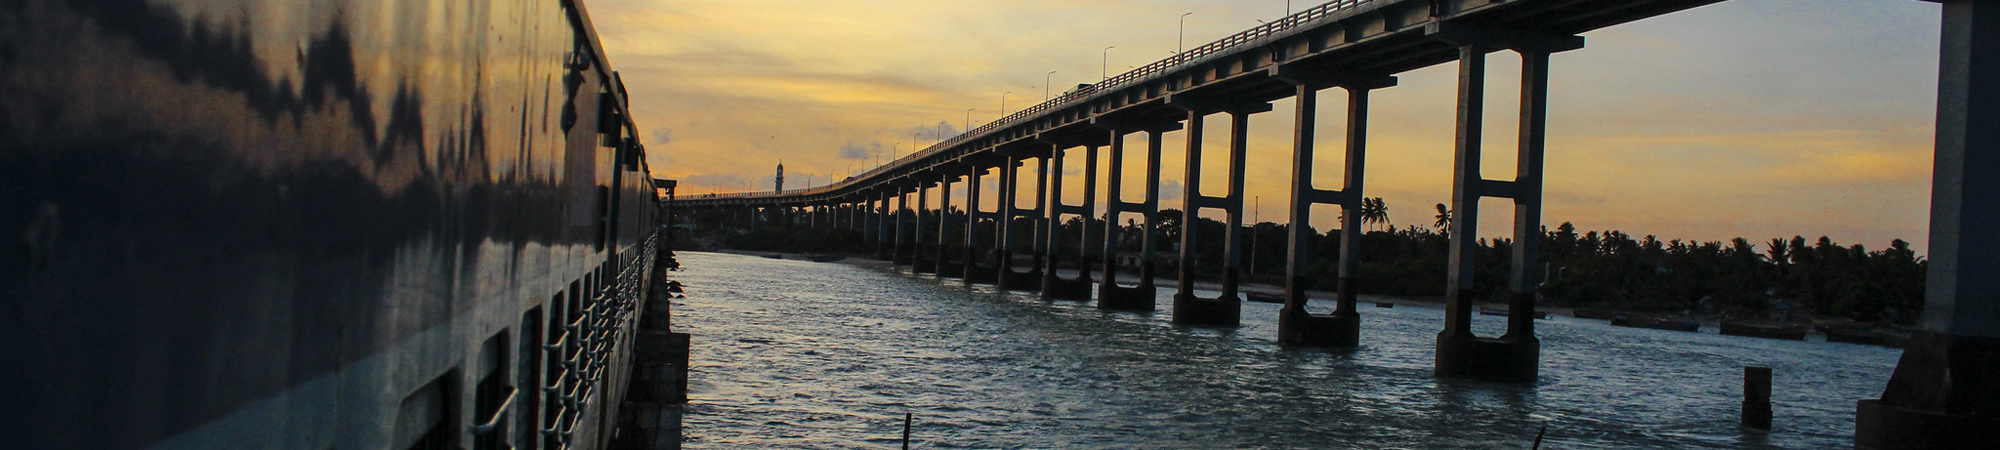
[468,387,519,434]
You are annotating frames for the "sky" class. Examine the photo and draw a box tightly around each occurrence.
[595,0,1944,253]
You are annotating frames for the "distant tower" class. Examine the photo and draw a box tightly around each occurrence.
[774,161,785,192]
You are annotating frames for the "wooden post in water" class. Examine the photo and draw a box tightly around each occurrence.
[1744,366,1773,430]
[901,413,913,449]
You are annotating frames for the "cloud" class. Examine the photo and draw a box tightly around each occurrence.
[1157,180,1185,202]
[838,141,881,160]
[681,173,749,189]
[650,127,673,145]
[911,121,959,141]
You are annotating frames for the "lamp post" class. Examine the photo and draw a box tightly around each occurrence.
[965,108,974,136]
[1178,12,1194,55]
[1102,46,1115,81]
[1000,91,1012,117]
[1045,71,1057,102]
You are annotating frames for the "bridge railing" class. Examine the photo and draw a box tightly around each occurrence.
[683,0,1380,204]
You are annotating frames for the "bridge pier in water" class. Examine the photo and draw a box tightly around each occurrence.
[893,184,915,265]
[1041,138,1101,300]
[679,8,2000,443]
[876,189,896,260]
[936,170,965,278]
[913,179,937,273]
[1858,1,2000,447]
[996,154,1043,291]
[1098,124,1171,312]
[1169,99,1266,327]
[1428,24,1579,381]
[963,166,998,285]
[1274,72,1394,348]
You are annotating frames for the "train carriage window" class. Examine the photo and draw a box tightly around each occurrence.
[472,332,512,450]
[519,307,544,450]
[394,372,458,450]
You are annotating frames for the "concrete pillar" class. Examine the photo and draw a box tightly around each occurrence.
[860,199,875,251]
[913,181,934,273]
[1278,78,1378,348]
[1080,143,1100,283]
[1042,140,1097,300]
[1506,50,1551,341]
[1220,110,1250,301]
[935,171,957,277]
[965,167,995,285]
[1043,142,1071,297]
[1031,155,1051,283]
[1434,44,1544,382]
[1858,1,2000,448]
[1174,109,1207,307]
[995,156,1022,289]
[1140,130,1164,292]
[1171,106,1245,327]
[893,187,912,265]
[876,190,894,260]
[1098,125,1159,311]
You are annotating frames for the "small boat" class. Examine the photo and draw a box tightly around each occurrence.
[808,254,845,262]
[1480,307,1550,320]
[1572,308,1620,320]
[1612,315,1702,332]
[1824,326,1907,347]
[1721,320,1809,340]
[1245,293,1286,304]
[1375,302,1395,308]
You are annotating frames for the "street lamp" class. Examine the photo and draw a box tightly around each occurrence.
[1178,12,1194,55]
[965,108,975,136]
[1000,91,1012,117]
[1102,46,1115,81]
[1045,70,1058,102]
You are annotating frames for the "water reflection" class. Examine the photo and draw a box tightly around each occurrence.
[671,252,1899,449]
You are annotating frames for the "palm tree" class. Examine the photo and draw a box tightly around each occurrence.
[1359,197,1390,231]
[1433,203,1451,233]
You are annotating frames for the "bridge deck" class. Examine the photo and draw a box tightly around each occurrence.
[676,0,1726,207]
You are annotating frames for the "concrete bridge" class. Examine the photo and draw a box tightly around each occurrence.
[671,0,1998,447]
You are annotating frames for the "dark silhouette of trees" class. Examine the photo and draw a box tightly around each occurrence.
[698,196,1926,325]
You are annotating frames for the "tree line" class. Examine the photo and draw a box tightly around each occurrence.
[688,198,1925,324]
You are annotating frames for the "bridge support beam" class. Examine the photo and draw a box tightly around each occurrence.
[964,167,997,285]
[913,182,935,273]
[1432,37,1566,381]
[1859,1,2000,448]
[876,190,894,260]
[1170,100,1265,327]
[860,198,875,252]
[996,155,1043,291]
[1099,126,1169,311]
[894,186,914,265]
[1274,71,1394,348]
[1042,140,1100,300]
[935,172,960,277]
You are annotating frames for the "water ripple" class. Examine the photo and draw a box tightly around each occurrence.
[671,252,1900,449]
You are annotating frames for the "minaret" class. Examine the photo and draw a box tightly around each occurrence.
[775,161,785,192]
